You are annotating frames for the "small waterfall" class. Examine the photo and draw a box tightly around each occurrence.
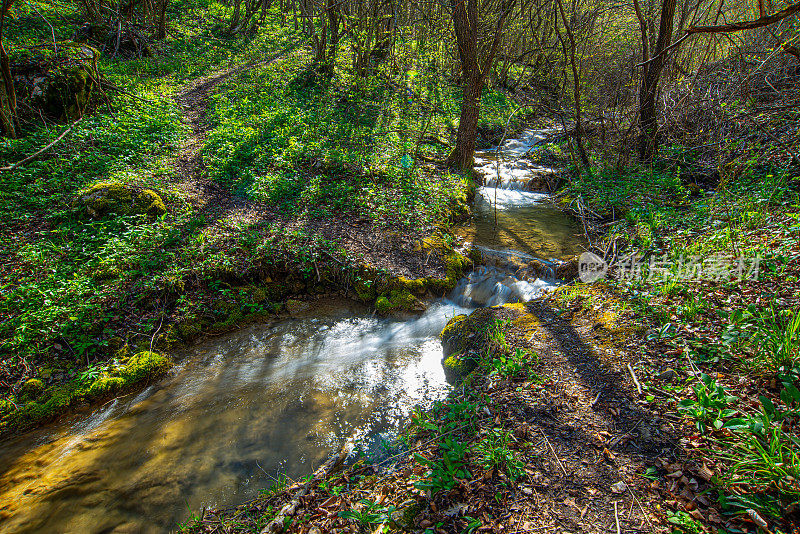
[449,265,555,308]
[474,128,560,192]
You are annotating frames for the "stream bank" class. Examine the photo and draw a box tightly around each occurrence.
[0,127,593,533]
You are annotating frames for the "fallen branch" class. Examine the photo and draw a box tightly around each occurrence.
[0,118,81,172]
[627,363,643,395]
[540,428,568,476]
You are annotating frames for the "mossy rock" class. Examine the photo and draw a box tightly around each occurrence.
[74,182,166,218]
[415,234,473,295]
[10,382,78,428]
[0,398,14,416]
[375,289,425,316]
[116,351,171,383]
[20,378,45,401]
[19,55,101,121]
[86,376,125,397]
[440,307,496,357]
[442,353,478,383]
[393,276,427,296]
[176,315,205,339]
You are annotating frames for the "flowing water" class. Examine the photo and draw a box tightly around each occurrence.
[0,129,585,534]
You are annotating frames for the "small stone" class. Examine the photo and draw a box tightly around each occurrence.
[610,480,627,493]
[658,369,677,381]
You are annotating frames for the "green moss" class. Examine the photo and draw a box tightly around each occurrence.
[10,382,78,428]
[440,307,496,356]
[394,276,427,296]
[442,353,478,382]
[375,289,424,315]
[390,502,423,530]
[117,351,171,383]
[137,189,167,217]
[20,378,44,401]
[86,376,125,397]
[41,64,97,121]
[208,310,244,333]
[74,182,167,218]
[176,315,204,338]
[415,233,472,294]
[0,398,14,416]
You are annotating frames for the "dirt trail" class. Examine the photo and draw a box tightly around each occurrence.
[173,62,260,221]
[167,49,451,280]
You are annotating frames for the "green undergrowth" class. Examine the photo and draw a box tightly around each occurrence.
[202,40,509,228]
[1,4,493,435]
[558,154,800,528]
[2,351,171,433]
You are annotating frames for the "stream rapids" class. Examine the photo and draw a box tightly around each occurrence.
[0,129,585,534]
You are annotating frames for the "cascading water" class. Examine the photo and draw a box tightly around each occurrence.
[0,129,586,534]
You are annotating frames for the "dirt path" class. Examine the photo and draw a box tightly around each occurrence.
[173,63,261,220]
[167,49,451,280]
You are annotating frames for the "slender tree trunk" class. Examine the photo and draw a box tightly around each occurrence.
[450,69,483,172]
[155,0,168,39]
[638,0,677,160]
[446,0,480,172]
[555,0,589,168]
[0,0,17,139]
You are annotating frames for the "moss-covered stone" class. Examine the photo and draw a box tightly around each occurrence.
[39,63,97,121]
[375,289,425,315]
[393,276,427,296]
[74,182,166,218]
[442,353,478,382]
[11,382,78,428]
[440,307,496,357]
[20,378,45,401]
[117,351,171,383]
[390,501,423,531]
[176,315,205,339]
[0,398,14,416]
[86,376,125,397]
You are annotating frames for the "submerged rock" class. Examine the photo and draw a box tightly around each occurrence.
[74,182,166,218]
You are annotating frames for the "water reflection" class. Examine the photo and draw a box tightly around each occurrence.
[0,301,467,534]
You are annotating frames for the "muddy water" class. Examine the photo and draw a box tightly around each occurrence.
[0,301,468,533]
[0,128,585,534]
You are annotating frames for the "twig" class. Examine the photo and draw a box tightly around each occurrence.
[613,501,621,534]
[539,428,568,476]
[627,363,643,395]
[627,485,654,529]
[0,118,81,171]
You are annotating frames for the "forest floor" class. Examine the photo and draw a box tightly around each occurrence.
[186,192,800,534]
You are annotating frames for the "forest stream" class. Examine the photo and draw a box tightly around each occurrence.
[0,130,585,534]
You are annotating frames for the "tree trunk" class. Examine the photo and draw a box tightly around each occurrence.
[0,0,16,139]
[449,70,483,171]
[638,0,677,160]
[446,0,511,172]
[446,0,480,172]
[155,0,168,39]
[556,0,590,169]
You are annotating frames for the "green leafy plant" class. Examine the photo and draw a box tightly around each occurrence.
[678,373,738,432]
[414,438,471,494]
[338,499,396,533]
[489,348,530,379]
[474,428,524,480]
